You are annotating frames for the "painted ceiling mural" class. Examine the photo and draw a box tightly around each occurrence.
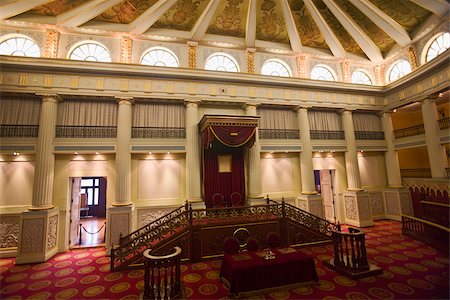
[5,0,444,63]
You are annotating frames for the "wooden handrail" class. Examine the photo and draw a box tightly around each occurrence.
[331,228,369,272]
[143,246,182,300]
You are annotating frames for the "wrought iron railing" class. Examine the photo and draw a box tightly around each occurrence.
[421,201,450,227]
[132,127,186,139]
[393,124,425,138]
[0,124,39,138]
[438,117,450,130]
[400,168,432,178]
[354,131,385,140]
[310,130,345,140]
[402,215,449,253]
[111,198,338,271]
[258,129,300,139]
[55,125,117,138]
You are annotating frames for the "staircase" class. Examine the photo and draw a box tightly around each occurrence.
[111,199,340,271]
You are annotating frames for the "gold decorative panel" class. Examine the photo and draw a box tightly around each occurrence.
[256,0,289,44]
[288,0,328,49]
[32,0,89,16]
[94,0,159,24]
[153,0,210,31]
[206,0,249,38]
[313,0,362,54]
[336,0,396,53]
[369,0,432,33]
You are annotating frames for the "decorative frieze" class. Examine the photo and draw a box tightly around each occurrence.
[369,192,385,219]
[45,29,59,59]
[120,36,132,64]
[345,195,357,221]
[187,41,197,69]
[0,215,20,249]
[46,215,58,251]
[110,213,130,246]
[246,48,256,74]
[139,208,175,227]
[20,219,44,254]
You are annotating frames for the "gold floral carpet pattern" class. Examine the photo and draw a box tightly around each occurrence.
[1,220,449,299]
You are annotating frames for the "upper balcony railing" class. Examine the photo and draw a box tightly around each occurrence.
[393,124,425,139]
[55,125,117,138]
[258,129,300,139]
[401,168,432,178]
[131,127,186,139]
[354,131,385,140]
[310,130,345,140]
[438,117,450,130]
[0,124,39,138]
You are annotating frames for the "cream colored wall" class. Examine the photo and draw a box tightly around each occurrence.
[0,154,35,210]
[261,153,301,199]
[391,110,423,130]
[357,151,387,189]
[131,154,186,207]
[398,147,430,169]
[312,153,347,222]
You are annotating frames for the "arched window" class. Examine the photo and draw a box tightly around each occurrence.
[68,41,111,62]
[425,32,450,62]
[261,59,291,77]
[310,65,335,81]
[351,70,372,85]
[388,59,412,82]
[0,36,40,57]
[141,47,179,67]
[205,52,239,72]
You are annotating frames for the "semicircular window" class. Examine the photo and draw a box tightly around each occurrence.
[141,47,179,67]
[351,70,372,85]
[261,59,291,77]
[388,59,412,82]
[205,53,239,72]
[426,32,450,62]
[69,42,111,62]
[311,65,335,81]
[0,36,40,57]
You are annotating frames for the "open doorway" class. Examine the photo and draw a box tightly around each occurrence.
[69,176,107,248]
[314,170,337,223]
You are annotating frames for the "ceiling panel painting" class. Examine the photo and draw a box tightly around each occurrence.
[153,0,210,31]
[288,0,328,49]
[256,0,289,44]
[335,0,396,53]
[312,0,362,54]
[368,0,432,33]
[206,0,249,38]
[94,0,159,24]
[32,0,89,16]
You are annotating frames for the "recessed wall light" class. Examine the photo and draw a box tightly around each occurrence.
[13,152,19,156]
[95,152,100,155]
[75,152,79,155]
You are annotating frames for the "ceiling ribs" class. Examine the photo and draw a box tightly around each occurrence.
[245,0,257,48]
[129,0,178,34]
[191,0,221,41]
[409,0,449,17]
[0,0,52,20]
[322,0,383,62]
[349,0,411,47]
[57,0,123,27]
[280,0,303,52]
[303,0,346,58]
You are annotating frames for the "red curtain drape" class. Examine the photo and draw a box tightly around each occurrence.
[203,144,245,208]
[202,126,256,148]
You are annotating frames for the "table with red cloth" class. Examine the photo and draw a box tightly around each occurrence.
[220,247,318,295]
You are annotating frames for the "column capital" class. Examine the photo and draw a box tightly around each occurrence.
[115,96,134,105]
[244,102,260,109]
[421,95,439,104]
[340,108,355,115]
[36,93,62,103]
[187,41,198,47]
[294,105,311,112]
[246,48,256,53]
[185,98,201,106]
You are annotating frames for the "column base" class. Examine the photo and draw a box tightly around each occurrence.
[296,194,324,218]
[106,204,135,255]
[343,191,374,228]
[247,194,265,206]
[383,188,412,221]
[16,208,59,264]
[187,199,206,210]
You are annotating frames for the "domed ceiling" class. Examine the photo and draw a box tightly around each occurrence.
[0,0,447,63]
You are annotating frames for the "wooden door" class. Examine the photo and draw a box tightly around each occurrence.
[97,177,107,218]
[69,177,81,248]
[320,170,335,223]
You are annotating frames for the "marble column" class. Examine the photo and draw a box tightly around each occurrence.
[16,94,60,264]
[381,112,412,221]
[296,107,323,218]
[246,103,263,204]
[185,99,203,207]
[342,110,372,227]
[106,97,134,254]
[421,98,448,179]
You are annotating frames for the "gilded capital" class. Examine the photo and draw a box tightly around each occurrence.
[246,48,256,74]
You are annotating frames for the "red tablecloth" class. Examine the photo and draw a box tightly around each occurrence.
[220,247,318,294]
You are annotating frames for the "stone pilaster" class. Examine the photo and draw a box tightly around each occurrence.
[246,48,256,74]
[120,36,132,64]
[374,65,384,86]
[44,29,59,58]
[185,99,202,204]
[342,60,351,83]
[296,55,306,78]
[421,98,448,179]
[246,103,263,203]
[187,41,197,69]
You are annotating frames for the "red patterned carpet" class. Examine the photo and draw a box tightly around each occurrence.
[1,220,449,299]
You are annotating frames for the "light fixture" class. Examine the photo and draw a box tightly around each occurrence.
[95,152,99,155]
[13,152,19,156]
[149,152,152,154]
[167,152,170,154]
[270,151,274,154]
[75,152,79,155]
[285,151,288,153]
[393,108,397,113]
